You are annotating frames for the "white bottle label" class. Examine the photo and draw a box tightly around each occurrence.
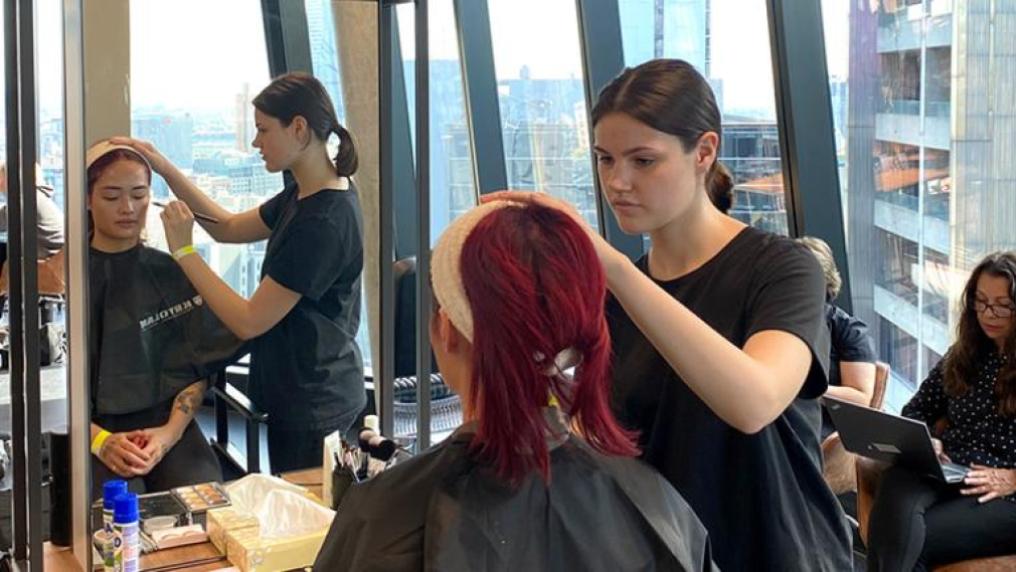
[112,522,139,572]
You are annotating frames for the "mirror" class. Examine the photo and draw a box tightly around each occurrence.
[79,1,377,569]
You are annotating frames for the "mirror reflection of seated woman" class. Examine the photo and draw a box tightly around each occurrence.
[313,201,715,572]
[867,252,1016,570]
[87,141,244,499]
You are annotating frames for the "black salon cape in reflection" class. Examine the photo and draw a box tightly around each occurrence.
[313,411,716,572]
[89,245,246,415]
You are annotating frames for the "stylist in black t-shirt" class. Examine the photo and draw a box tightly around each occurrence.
[485,59,852,570]
[112,73,366,472]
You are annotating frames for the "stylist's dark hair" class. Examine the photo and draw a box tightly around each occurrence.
[943,251,1016,415]
[253,72,358,177]
[592,59,732,208]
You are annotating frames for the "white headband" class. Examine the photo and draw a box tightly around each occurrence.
[431,200,521,343]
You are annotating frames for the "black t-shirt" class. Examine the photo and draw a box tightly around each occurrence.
[253,184,366,431]
[607,226,852,571]
[821,304,877,436]
[826,303,877,388]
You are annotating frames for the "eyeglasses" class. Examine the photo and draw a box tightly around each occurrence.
[972,299,1015,319]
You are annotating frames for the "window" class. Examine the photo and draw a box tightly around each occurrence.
[618,0,789,236]
[130,0,280,297]
[823,0,1016,407]
[487,0,599,230]
[397,0,478,241]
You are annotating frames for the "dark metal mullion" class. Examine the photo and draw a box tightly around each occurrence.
[3,0,27,560]
[575,0,644,260]
[452,0,507,194]
[390,20,419,260]
[414,0,432,451]
[378,2,398,439]
[766,0,853,310]
[18,0,42,562]
[260,0,289,77]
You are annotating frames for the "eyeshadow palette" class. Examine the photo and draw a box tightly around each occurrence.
[171,482,231,513]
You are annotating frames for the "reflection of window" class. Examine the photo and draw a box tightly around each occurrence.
[396,0,477,240]
[130,0,281,292]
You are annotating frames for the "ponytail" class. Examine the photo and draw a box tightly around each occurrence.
[706,160,734,214]
[332,123,359,178]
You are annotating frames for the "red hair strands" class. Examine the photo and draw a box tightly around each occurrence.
[456,203,639,484]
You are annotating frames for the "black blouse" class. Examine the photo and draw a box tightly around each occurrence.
[903,352,1016,501]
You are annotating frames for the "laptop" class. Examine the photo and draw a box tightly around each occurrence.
[823,396,970,484]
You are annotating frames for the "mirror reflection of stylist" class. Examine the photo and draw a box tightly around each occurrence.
[114,73,366,473]
[486,59,851,570]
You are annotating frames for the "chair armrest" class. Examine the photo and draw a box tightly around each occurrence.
[856,456,891,546]
[821,432,857,495]
[211,373,268,424]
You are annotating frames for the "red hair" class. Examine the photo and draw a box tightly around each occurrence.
[458,203,639,484]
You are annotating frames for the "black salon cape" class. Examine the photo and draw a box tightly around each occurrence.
[313,419,717,572]
[89,245,246,415]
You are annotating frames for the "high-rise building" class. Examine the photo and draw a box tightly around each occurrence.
[133,113,195,196]
[846,1,1016,406]
[235,82,253,152]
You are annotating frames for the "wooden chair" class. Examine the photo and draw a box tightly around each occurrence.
[821,361,890,494]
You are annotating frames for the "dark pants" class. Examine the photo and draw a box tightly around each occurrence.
[267,425,334,474]
[867,465,1016,570]
[91,406,221,500]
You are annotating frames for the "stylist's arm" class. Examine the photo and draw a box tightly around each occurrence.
[159,200,299,340]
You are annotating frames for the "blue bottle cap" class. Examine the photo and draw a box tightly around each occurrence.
[103,480,128,511]
[113,493,139,524]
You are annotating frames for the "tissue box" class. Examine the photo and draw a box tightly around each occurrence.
[225,526,329,572]
[207,508,260,555]
[218,475,336,572]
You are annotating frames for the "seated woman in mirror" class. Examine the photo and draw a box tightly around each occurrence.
[313,201,715,572]
[87,141,244,499]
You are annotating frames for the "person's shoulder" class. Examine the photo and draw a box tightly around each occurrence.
[752,230,821,277]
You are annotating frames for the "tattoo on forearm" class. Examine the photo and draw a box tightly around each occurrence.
[174,383,205,416]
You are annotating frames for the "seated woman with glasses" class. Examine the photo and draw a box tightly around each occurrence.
[867,251,1016,570]
[313,201,715,572]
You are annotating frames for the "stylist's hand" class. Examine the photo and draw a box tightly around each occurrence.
[108,137,173,176]
[97,431,151,478]
[130,426,180,475]
[962,464,1016,503]
[161,200,195,254]
[481,191,628,279]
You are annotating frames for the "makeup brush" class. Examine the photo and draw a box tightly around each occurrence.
[152,200,219,224]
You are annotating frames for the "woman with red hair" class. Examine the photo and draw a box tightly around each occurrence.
[313,201,714,571]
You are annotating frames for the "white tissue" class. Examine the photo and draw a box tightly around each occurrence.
[223,474,335,539]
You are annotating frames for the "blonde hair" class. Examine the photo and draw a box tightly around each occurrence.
[796,236,842,301]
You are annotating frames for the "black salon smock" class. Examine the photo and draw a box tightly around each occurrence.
[313,414,716,572]
[89,245,245,416]
[607,226,852,571]
[253,184,366,432]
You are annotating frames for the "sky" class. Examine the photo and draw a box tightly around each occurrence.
[24,0,851,121]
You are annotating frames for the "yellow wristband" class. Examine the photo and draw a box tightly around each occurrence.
[172,245,197,261]
[91,430,111,456]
